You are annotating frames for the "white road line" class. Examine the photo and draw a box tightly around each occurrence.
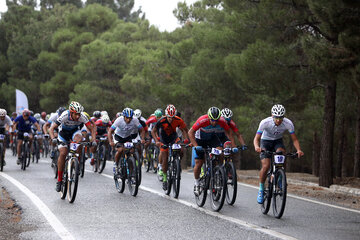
[0,172,75,240]
[94,171,297,240]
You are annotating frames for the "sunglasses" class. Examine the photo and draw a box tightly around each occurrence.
[273,116,284,120]
[210,119,218,122]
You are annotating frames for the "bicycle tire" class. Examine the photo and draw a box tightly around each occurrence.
[272,169,287,219]
[25,143,31,168]
[172,155,181,198]
[134,151,142,185]
[32,141,36,163]
[261,172,273,214]
[98,145,107,174]
[195,173,208,207]
[52,150,59,179]
[36,141,40,163]
[152,147,159,173]
[114,160,125,193]
[21,144,26,170]
[127,156,139,196]
[12,142,16,156]
[0,144,4,172]
[210,165,226,212]
[225,161,237,205]
[67,157,79,203]
[144,148,151,172]
[60,170,68,200]
[165,160,172,195]
[80,146,86,178]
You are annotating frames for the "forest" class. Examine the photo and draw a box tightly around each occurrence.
[0,0,359,187]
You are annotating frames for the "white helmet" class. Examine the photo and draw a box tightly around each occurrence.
[271,104,285,117]
[221,108,233,119]
[134,109,142,118]
[101,115,110,124]
[34,113,41,121]
[101,110,108,116]
[0,109,7,117]
[69,101,83,113]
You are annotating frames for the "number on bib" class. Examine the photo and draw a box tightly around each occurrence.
[172,144,181,150]
[70,142,79,151]
[0,134,5,140]
[211,148,222,155]
[124,142,133,148]
[274,155,285,164]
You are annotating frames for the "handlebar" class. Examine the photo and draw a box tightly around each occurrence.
[261,150,298,159]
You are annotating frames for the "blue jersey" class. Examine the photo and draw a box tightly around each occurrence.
[14,115,37,132]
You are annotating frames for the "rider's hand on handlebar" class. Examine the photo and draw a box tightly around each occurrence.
[255,146,262,153]
[91,141,97,147]
[297,150,304,158]
[52,138,58,144]
[241,145,248,151]
[140,139,145,144]
[155,141,161,148]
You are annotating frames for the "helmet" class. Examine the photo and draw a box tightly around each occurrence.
[41,112,46,118]
[22,109,30,116]
[56,106,66,115]
[93,111,101,118]
[122,108,134,118]
[30,110,34,116]
[271,104,285,117]
[134,109,142,118]
[165,104,177,117]
[221,108,233,120]
[101,110,108,116]
[101,115,110,124]
[69,101,83,113]
[83,112,90,120]
[46,114,50,120]
[116,112,122,118]
[34,113,41,121]
[154,109,162,118]
[12,112,17,117]
[0,109,6,117]
[207,107,221,121]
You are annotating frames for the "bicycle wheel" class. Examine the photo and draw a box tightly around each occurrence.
[25,143,31,168]
[52,150,59,179]
[36,142,40,163]
[67,157,79,203]
[225,161,237,205]
[165,160,172,195]
[152,147,159,173]
[195,174,208,207]
[32,141,36,163]
[45,141,49,158]
[114,161,125,193]
[261,172,273,215]
[144,148,151,172]
[80,146,86,178]
[12,142,16,156]
[98,145,107,174]
[210,165,226,212]
[272,169,287,219]
[60,170,68,200]
[134,151,142,185]
[127,156,139,196]
[172,156,181,198]
[0,144,4,172]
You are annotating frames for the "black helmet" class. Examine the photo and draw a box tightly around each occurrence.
[207,107,221,121]
[57,106,66,115]
[93,111,101,118]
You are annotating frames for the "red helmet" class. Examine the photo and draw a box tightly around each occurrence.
[165,104,177,117]
[41,112,46,118]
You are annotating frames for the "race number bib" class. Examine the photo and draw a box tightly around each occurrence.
[274,155,285,164]
[211,148,222,155]
[124,142,133,148]
[70,142,79,151]
[172,144,181,150]
[0,134,4,140]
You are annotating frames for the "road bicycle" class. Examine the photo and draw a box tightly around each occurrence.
[59,142,85,203]
[260,150,297,219]
[114,140,139,196]
[94,136,108,174]
[195,147,227,212]
[162,142,189,198]
[79,141,91,178]
[0,134,6,171]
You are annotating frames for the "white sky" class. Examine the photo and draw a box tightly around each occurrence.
[0,0,198,32]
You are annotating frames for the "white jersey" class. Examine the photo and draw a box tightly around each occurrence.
[111,116,142,138]
[32,119,46,132]
[0,115,12,128]
[256,117,295,140]
[55,110,89,132]
[48,113,59,123]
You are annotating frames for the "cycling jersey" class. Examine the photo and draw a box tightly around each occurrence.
[14,115,37,132]
[95,119,112,136]
[55,110,90,132]
[47,113,59,124]
[256,117,294,140]
[192,115,230,140]
[32,119,46,132]
[0,115,12,128]
[111,116,142,138]
[146,116,158,132]
[155,116,186,143]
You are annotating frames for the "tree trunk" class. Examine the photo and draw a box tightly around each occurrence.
[336,116,345,177]
[312,131,319,176]
[341,134,349,177]
[319,79,336,187]
[354,96,360,177]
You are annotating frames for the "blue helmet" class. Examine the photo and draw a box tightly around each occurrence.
[122,108,134,118]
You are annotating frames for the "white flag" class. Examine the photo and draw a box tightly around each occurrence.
[16,89,29,114]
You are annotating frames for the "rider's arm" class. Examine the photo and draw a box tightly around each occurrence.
[86,123,96,142]
[151,127,159,143]
[43,122,50,134]
[290,133,304,157]
[253,133,261,153]
[188,128,197,147]
[224,128,236,147]
[108,127,114,146]
[49,122,58,140]
[34,122,41,132]
[234,131,246,146]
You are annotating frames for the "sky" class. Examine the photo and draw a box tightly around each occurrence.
[0,0,198,32]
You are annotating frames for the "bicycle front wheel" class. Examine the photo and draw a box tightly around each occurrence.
[60,170,68,200]
[195,174,207,207]
[67,158,79,203]
[114,161,125,193]
[25,144,31,168]
[98,145,107,174]
[272,169,287,219]
[127,156,139,196]
[52,150,59,179]
[0,144,4,172]
[172,156,181,198]
[225,161,237,205]
[210,165,226,212]
[261,172,273,215]
[152,147,159,173]
[80,146,86,178]
[165,160,173,195]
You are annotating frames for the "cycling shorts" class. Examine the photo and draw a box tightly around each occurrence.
[260,139,285,160]
[58,129,82,149]
[17,130,32,140]
[113,133,137,145]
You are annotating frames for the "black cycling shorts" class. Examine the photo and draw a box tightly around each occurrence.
[17,130,32,140]
[114,133,138,144]
[259,139,285,160]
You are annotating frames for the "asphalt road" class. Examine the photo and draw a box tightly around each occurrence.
[0,151,359,240]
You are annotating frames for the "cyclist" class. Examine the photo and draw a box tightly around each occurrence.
[41,112,47,121]
[0,109,13,166]
[151,105,190,190]
[146,109,163,168]
[253,104,304,204]
[10,112,17,148]
[91,114,112,165]
[49,101,96,192]
[13,109,41,164]
[92,111,101,122]
[218,108,247,149]
[33,113,46,153]
[108,108,145,173]
[133,109,149,158]
[188,107,236,196]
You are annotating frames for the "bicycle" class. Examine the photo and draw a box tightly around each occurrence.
[43,134,50,158]
[59,142,85,203]
[94,136,108,174]
[195,147,227,212]
[20,133,31,170]
[0,134,6,171]
[113,140,139,196]
[260,150,297,219]
[79,141,91,178]
[162,142,189,198]
[51,140,59,179]
[146,140,159,173]
[11,133,17,156]
[32,133,41,163]
[223,146,242,205]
